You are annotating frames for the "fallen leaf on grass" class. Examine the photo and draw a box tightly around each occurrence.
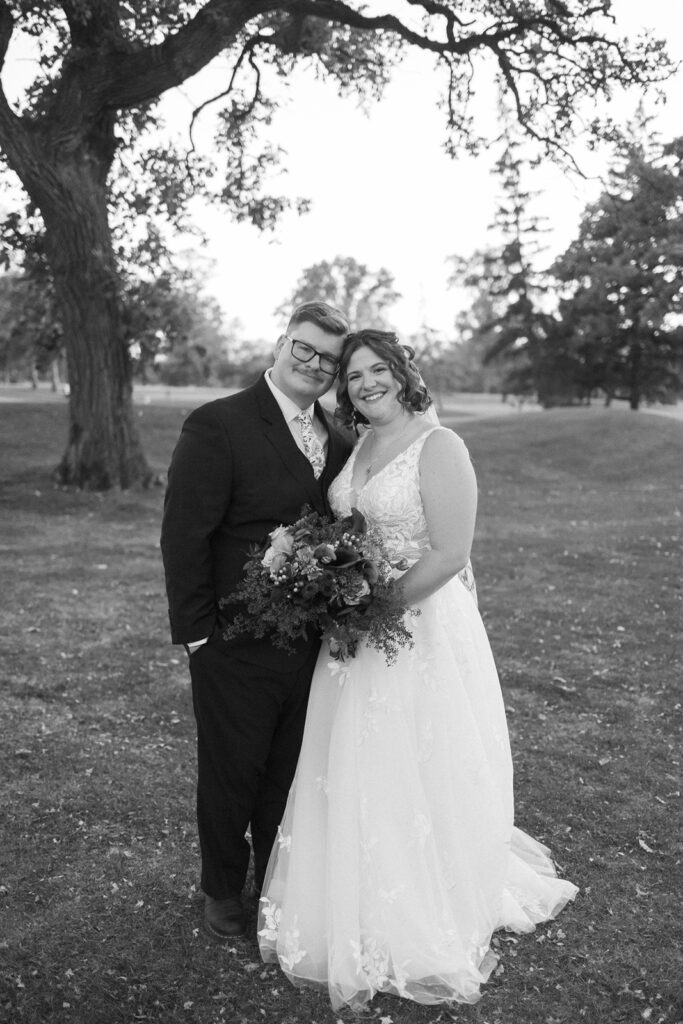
[638,838,654,854]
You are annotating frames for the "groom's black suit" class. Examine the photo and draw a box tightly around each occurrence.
[161,374,351,898]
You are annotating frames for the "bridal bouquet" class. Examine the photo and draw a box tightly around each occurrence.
[220,507,415,664]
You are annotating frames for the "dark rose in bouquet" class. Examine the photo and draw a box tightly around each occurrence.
[220,507,415,664]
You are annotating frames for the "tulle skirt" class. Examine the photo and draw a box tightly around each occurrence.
[258,576,578,1010]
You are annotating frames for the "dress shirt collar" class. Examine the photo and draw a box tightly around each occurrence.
[264,368,316,425]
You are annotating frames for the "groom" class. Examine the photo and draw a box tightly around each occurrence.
[160,301,351,941]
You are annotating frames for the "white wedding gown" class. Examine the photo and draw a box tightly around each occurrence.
[258,427,578,1010]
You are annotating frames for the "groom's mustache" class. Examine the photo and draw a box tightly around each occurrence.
[298,368,326,380]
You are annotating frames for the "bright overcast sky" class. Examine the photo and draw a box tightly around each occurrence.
[2,1,682,344]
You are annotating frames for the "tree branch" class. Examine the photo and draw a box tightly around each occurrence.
[404,0,476,44]
[60,0,124,48]
[0,0,13,72]
[99,0,536,113]
[491,42,585,176]
[3,0,672,179]
[282,0,519,56]
[101,0,276,110]
[187,31,268,154]
[0,2,34,172]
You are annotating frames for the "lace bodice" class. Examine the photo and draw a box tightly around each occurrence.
[329,426,443,567]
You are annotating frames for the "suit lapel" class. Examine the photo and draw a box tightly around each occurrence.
[316,402,344,476]
[253,375,326,510]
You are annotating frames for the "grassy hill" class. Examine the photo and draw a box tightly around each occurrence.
[1,401,681,1024]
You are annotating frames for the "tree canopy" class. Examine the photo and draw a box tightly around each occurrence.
[451,128,683,408]
[279,256,401,329]
[0,0,673,487]
[552,135,683,409]
[450,136,555,401]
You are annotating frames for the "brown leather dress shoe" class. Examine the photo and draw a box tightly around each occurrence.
[203,894,246,941]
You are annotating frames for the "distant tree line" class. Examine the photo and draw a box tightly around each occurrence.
[0,254,399,389]
[3,132,682,412]
[0,1,669,489]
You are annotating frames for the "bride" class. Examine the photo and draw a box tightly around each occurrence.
[258,329,578,1011]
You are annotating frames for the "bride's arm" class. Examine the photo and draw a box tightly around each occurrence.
[397,429,477,606]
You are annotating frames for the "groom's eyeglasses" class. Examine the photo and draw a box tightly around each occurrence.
[285,335,340,377]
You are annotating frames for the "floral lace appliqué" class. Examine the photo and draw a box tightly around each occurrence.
[350,937,410,998]
[412,813,433,848]
[258,898,281,942]
[280,915,307,971]
[357,686,397,745]
[416,718,434,763]
[276,825,291,851]
[260,899,307,972]
[329,429,443,566]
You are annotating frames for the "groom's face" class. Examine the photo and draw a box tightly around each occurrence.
[271,321,345,408]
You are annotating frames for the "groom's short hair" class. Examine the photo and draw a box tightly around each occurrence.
[287,301,349,337]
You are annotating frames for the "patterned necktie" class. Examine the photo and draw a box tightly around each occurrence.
[297,410,325,479]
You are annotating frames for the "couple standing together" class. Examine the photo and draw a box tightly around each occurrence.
[160,301,577,1012]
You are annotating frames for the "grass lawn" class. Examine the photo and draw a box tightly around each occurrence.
[1,399,681,1024]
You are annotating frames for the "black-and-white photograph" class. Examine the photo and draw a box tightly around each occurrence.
[1,3,681,1023]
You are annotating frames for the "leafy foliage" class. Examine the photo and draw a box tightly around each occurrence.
[278,255,401,328]
[221,506,415,665]
[450,136,557,402]
[0,210,62,381]
[552,134,683,409]
[451,127,683,409]
[123,270,229,386]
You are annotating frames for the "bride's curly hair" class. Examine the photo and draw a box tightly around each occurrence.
[335,329,433,429]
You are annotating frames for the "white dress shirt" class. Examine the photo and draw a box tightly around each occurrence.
[264,369,329,454]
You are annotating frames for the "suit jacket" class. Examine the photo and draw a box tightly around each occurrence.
[160,374,353,668]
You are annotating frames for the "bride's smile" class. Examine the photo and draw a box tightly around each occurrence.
[346,348,402,421]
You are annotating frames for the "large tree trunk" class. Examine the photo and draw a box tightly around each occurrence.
[39,146,154,489]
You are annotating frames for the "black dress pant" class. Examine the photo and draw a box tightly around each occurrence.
[189,637,318,899]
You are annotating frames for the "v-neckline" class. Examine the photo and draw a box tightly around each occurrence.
[349,427,437,497]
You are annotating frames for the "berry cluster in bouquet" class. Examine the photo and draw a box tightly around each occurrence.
[220,506,416,665]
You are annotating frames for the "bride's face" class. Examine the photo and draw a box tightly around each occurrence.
[345,345,403,423]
